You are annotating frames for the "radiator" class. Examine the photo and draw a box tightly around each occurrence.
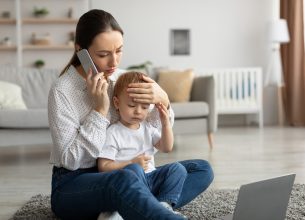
[202,67,263,127]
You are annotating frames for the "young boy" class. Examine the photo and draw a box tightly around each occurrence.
[98,71,187,214]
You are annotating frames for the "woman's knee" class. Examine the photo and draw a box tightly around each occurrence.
[168,162,188,177]
[124,163,146,179]
[198,160,214,180]
[113,169,139,183]
[196,160,214,183]
[109,169,150,202]
[180,159,214,182]
[111,168,148,191]
[124,163,143,173]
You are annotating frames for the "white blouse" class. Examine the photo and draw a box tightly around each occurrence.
[48,65,174,170]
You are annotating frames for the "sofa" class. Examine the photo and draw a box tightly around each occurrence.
[151,68,217,148]
[0,66,217,148]
[0,66,59,146]
[0,65,59,128]
[170,75,216,148]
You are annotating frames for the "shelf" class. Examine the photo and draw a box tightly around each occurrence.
[22,18,78,24]
[0,45,17,51]
[0,19,16,24]
[0,0,89,68]
[23,44,74,50]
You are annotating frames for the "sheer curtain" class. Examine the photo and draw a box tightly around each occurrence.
[280,0,305,126]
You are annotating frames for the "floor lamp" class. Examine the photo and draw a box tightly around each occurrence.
[265,19,290,125]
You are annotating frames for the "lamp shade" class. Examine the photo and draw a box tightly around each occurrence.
[270,19,290,43]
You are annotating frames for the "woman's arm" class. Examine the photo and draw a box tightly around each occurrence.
[48,87,109,170]
[154,103,174,153]
[49,69,111,170]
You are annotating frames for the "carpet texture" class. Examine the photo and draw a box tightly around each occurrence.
[10,184,305,220]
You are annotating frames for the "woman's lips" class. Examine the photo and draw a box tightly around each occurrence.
[105,68,116,74]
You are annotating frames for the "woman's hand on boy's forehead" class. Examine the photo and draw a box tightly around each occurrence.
[127,75,169,107]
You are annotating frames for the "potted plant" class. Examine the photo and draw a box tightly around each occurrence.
[33,7,49,18]
[1,37,12,46]
[126,61,153,74]
[34,59,45,68]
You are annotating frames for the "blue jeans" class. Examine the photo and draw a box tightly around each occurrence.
[51,159,213,219]
[126,159,214,209]
[145,162,187,206]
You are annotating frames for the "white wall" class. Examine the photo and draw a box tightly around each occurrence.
[92,0,279,125]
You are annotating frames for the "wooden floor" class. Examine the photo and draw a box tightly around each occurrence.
[0,126,304,219]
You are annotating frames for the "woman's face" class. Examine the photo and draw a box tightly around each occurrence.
[88,30,123,78]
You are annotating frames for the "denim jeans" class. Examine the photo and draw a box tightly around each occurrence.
[174,159,214,208]
[125,159,214,209]
[145,162,187,206]
[51,160,213,219]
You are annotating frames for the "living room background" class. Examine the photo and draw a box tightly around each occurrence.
[92,0,279,125]
[0,0,280,125]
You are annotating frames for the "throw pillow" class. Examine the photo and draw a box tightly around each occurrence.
[0,81,27,110]
[157,69,194,102]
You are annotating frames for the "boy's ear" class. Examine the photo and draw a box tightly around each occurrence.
[113,96,119,110]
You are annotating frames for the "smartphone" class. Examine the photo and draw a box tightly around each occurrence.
[76,49,98,75]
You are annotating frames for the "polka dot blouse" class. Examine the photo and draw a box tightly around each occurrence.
[48,65,174,170]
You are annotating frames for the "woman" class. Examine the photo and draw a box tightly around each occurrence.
[48,9,213,220]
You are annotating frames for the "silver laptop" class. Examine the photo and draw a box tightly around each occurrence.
[216,174,295,220]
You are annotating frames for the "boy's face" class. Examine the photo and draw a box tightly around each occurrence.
[114,91,150,129]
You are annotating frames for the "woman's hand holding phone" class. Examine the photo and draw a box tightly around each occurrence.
[86,68,110,116]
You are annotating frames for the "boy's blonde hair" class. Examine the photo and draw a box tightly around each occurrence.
[113,71,147,97]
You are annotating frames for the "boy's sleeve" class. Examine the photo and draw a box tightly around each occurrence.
[99,131,118,160]
[150,124,161,147]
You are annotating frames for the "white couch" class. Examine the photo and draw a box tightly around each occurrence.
[0,65,59,128]
[0,66,217,147]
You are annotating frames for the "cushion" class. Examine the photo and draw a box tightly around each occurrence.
[157,69,194,102]
[0,81,27,110]
[0,65,60,108]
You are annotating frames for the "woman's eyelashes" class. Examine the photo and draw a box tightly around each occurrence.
[97,49,122,58]
[98,53,108,58]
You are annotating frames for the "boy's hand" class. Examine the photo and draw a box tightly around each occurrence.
[131,154,151,171]
[156,102,170,127]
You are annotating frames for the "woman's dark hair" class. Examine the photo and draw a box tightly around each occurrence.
[60,9,124,75]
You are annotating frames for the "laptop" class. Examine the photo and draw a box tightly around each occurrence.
[216,174,296,220]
